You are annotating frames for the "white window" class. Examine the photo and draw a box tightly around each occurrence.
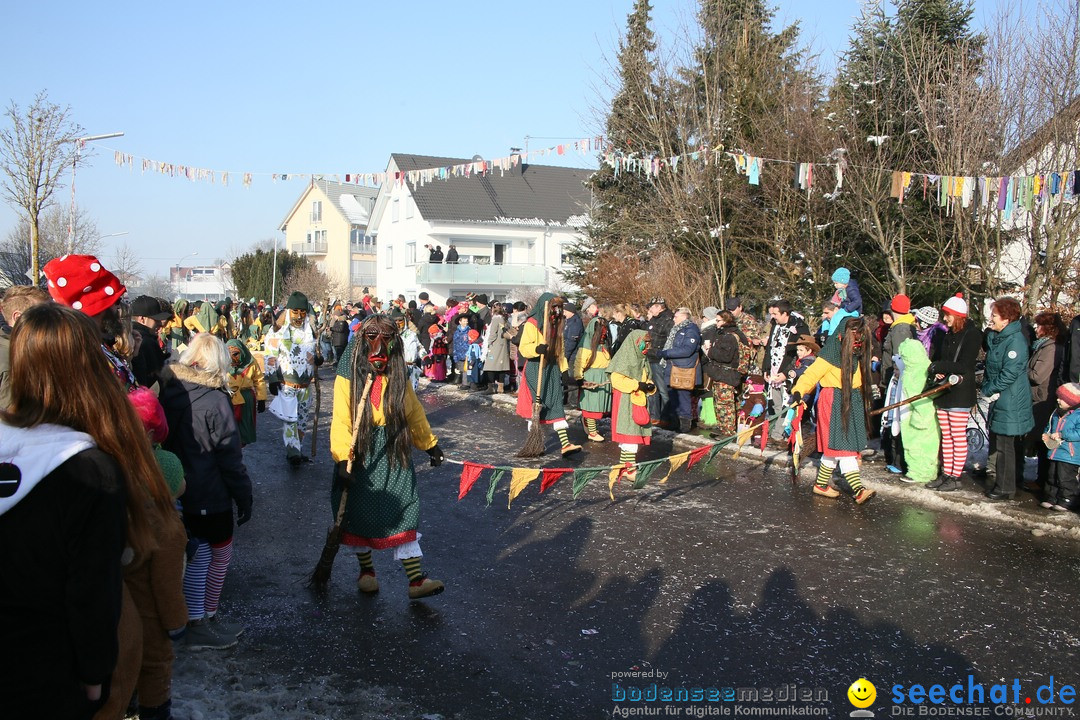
[560,244,571,265]
[312,200,322,222]
[386,246,393,269]
[392,198,399,222]
[407,242,416,264]
[405,197,414,219]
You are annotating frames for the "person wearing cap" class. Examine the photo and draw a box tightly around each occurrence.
[977,297,1034,501]
[572,299,612,441]
[645,297,676,428]
[131,295,173,390]
[657,306,702,433]
[43,253,135,388]
[763,300,810,442]
[927,293,983,491]
[0,285,49,409]
[1027,312,1067,492]
[263,291,324,466]
[914,306,945,358]
[1041,383,1080,511]
[829,267,863,315]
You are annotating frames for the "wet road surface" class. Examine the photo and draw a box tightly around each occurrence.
[175,370,1080,719]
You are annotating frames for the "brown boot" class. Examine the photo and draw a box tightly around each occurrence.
[560,443,583,457]
[812,484,840,498]
[408,576,445,599]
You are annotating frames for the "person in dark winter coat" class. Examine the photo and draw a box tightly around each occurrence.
[159,333,253,650]
[611,303,643,355]
[562,303,585,409]
[445,245,459,263]
[330,307,351,363]
[645,298,676,427]
[927,294,983,492]
[1027,312,1067,490]
[979,297,1034,501]
[130,295,172,390]
[657,307,702,432]
[763,300,810,438]
[1,304,176,720]
[830,267,863,315]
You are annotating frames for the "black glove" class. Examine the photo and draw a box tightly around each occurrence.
[427,444,444,467]
[257,399,266,413]
[334,460,353,489]
[638,381,656,393]
[269,381,281,396]
[789,390,802,405]
[314,353,325,367]
[534,343,548,355]
[235,499,252,527]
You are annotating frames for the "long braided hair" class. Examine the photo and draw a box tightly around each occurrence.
[348,314,414,469]
[839,316,873,428]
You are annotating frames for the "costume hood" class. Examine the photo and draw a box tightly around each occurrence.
[0,422,96,517]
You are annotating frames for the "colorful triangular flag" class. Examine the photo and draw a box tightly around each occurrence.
[632,459,666,489]
[572,468,604,498]
[658,452,690,484]
[686,445,713,472]
[508,468,541,508]
[608,465,628,500]
[540,467,572,493]
[486,468,507,507]
[458,461,493,500]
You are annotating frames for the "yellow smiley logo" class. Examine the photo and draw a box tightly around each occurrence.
[848,678,876,708]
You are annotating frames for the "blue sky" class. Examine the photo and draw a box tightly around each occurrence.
[1,0,1004,278]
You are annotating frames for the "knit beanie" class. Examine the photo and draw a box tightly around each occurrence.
[43,254,126,316]
[1057,383,1080,409]
[942,293,968,318]
[891,294,911,315]
[702,306,719,321]
[831,267,851,284]
[914,306,940,326]
[154,446,186,499]
[468,329,480,343]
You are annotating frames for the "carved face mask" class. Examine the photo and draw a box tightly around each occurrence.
[365,329,396,373]
[289,308,308,329]
[228,345,244,368]
[637,334,651,356]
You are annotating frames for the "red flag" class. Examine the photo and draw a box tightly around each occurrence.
[686,445,713,472]
[540,467,572,493]
[459,462,493,500]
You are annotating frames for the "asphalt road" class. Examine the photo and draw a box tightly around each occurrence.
[173,369,1080,720]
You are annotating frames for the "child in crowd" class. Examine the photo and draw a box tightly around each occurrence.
[783,335,820,437]
[830,267,863,315]
[1042,383,1080,511]
[465,329,484,390]
[226,339,267,448]
[425,324,449,382]
[739,374,768,448]
[452,314,471,385]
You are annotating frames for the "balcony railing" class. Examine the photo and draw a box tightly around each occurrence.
[413,262,548,286]
[292,241,328,255]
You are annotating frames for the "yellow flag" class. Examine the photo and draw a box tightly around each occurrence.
[508,468,541,508]
[608,465,624,500]
[658,452,690,484]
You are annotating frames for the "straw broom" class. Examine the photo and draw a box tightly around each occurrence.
[308,372,373,591]
[517,305,551,457]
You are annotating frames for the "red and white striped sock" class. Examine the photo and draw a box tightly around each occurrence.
[205,538,233,616]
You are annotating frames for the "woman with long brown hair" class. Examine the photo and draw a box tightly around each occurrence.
[791,314,876,504]
[0,303,175,719]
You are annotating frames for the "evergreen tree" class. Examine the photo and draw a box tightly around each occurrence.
[230,249,310,306]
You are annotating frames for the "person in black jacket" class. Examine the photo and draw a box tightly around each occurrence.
[131,295,172,390]
[610,303,643,355]
[645,297,676,428]
[927,294,983,492]
[562,302,585,409]
[763,300,810,440]
[160,333,253,650]
[705,311,748,436]
[330,306,351,366]
[1,303,175,720]
[445,244,459,263]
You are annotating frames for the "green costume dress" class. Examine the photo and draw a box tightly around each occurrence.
[897,338,940,484]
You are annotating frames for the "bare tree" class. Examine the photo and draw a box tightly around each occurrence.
[281,264,347,309]
[141,274,174,300]
[110,241,143,288]
[0,205,100,286]
[0,91,83,283]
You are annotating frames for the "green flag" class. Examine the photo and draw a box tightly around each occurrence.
[572,468,604,499]
[632,459,666,489]
[486,468,508,507]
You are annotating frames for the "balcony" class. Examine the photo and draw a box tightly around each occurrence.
[292,241,328,255]
[413,262,548,286]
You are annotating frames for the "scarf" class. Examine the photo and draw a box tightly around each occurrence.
[660,318,691,368]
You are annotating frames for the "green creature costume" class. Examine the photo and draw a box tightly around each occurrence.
[897,338,940,484]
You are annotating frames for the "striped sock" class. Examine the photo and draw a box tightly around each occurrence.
[620,449,635,464]
[401,557,424,583]
[844,472,865,493]
[356,550,374,573]
[205,539,233,615]
[585,418,598,435]
[183,542,211,621]
[556,427,571,447]
[815,462,833,488]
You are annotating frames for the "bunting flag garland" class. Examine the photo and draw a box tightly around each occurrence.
[540,467,572,493]
[632,459,666,490]
[608,465,629,501]
[572,468,604,499]
[458,461,493,500]
[508,468,541,508]
[686,445,714,472]
[486,468,507,507]
[657,452,690,484]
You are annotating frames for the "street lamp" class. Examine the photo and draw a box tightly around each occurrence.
[175,252,198,299]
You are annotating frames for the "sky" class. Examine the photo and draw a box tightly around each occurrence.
[0,0,1009,280]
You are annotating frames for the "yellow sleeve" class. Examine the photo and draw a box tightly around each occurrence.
[184,316,204,334]
[792,356,839,397]
[330,375,354,463]
[228,375,245,404]
[405,386,438,451]
[252,364,267,401]
[611,371,640,394]
[518,321,542,359]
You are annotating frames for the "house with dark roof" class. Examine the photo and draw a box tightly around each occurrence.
[279,179,380,300]
[367,153,593,305]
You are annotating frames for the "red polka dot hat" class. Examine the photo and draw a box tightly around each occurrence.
[43,254,126,316]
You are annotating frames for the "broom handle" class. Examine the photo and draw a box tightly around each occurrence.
[345,373,375,475]
[533,305,551,404]
[869,375,959,416]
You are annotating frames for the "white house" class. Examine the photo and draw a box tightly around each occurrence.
[366,153,593,306]
[170,263,235,302]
